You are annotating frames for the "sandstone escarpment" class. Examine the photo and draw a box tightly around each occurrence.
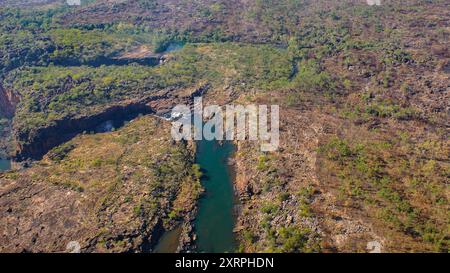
[0,116,201,253]
[14,99,154,161]
[13,84,209,161]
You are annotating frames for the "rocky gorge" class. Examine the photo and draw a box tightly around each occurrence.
[0,0,448,253]
[0,115,202,252]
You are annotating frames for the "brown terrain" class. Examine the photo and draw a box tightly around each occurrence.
[0,0,448,253]
[0,115,201,252]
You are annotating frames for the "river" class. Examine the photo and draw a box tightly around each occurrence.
[153,226,183,253]
[194,139,237,253]
[0,159,11,172]
[152,139,238,253]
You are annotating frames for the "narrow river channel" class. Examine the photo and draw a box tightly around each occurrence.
[194,139,237,253]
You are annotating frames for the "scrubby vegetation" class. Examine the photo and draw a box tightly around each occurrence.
[5,42,296,145]
[318,132,449,252]
[0,116,201,252]
[0,0,448,253]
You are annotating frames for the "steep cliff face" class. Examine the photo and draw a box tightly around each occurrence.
[14,101,155,161]
[13,85,209,161]
[0,84,19,119]
[0,116,201,253]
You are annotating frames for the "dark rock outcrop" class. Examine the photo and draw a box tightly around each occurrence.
[13,85,209,161]
[14,101,154,161]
